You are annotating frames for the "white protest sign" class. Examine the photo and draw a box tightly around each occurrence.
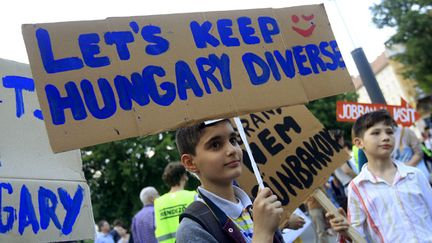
[0,58,95,242]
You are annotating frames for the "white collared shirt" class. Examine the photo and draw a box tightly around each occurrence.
[197,186,252,219]
[347,163,432,243]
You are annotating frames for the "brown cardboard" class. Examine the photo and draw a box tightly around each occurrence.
[22,5,354,153]
[235,105,350,220]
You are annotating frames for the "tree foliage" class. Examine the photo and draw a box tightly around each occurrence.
[306,92,358,141]
[371,0,432,92]
[81,132,199,227]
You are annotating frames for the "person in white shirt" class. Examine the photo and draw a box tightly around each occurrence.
[326,110,432,243]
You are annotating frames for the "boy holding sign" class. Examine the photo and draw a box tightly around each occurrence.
[327,110,432,242]
[175,120,285,243]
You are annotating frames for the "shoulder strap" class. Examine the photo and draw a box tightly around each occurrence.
[180,201,231,243]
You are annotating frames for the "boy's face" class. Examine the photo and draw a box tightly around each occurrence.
[354,121,395,159]
[182,121,243,186]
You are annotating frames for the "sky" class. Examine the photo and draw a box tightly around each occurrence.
[1,0,395,76]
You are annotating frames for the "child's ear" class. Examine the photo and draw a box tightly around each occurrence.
[181,154,199,173]
[353,137,364,149]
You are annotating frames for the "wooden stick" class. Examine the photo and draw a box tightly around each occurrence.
[312,188,366,243]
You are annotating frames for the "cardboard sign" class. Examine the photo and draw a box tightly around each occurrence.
[235,105,349,218]
[22,4,354,153]
[282,208,312,242]
[336,98,420,126]
[0,58,95,242]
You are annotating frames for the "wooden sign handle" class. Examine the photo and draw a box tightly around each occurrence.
[312,188,366,243]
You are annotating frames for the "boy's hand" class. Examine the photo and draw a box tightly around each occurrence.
[252,187,283,242]
[286,214,305,230]
[325,208,350,235]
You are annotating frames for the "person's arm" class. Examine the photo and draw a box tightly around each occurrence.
[130,218,138,243]
[326,184,367,242]
[283,213,305,230]
[405,129,423,167]
[252,187,283,243]
[416,171,432,216]
[175,218,218,243]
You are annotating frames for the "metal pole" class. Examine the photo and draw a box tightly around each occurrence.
[330,0,387,104]
[351,48,387,104]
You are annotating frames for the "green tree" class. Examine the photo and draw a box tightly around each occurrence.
[306,92,358,141]
[81,132,199,227]
[371,0,432,92]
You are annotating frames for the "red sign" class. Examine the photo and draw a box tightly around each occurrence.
[336,98,420,126]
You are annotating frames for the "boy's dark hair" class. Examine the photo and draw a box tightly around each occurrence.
[175,123,204,155]
[162,162,187,187]
[352,110,397,139]
[175,119,230,155]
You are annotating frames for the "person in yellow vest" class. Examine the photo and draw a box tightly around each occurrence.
[154,162,196,243]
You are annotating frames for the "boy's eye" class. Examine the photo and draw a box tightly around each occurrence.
[210,141,221,149]
[230,137,239,145]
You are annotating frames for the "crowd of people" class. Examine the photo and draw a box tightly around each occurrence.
[94,111,432,243]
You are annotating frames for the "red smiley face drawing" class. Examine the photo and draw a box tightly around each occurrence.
[291,14,316,37]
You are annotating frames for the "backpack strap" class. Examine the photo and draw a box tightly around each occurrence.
[179,201,231,243]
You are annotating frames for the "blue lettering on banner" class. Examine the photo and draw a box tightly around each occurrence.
[36,22,171,74]
[140,25,170,56]
[114,74,150,111]
[190,21,221,48]
[257,16,280,43]
[32,16,347,126]
[190,16,279,49]
[19,185,40,235]
[58,185,84,235]
[104,31,135,61]
[141,66,176,106]
[36,28,84,74]
[0,183,85,236]
[293,46,312,76]
[237,17,260,45]
[78,33,111,68]
[81,78,117,119]
[2,76,34,118]
[45,82,87,125]
[38,187,62,231]
[217,19,240,47]
[243,41,345,85]
[242,52,270,85]
[1,76,44,120]
[45,53,232,125]
[195,53,232,94]
[175,61,204,100]
[273,50,296,79]
[0,183,15,234]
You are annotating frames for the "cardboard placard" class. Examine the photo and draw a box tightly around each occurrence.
[22,4,354,153]
[235,105,349,219]
[336,98,420,126]
[0,58,95,242]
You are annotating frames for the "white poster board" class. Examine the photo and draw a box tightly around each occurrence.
[0,58,95,242]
